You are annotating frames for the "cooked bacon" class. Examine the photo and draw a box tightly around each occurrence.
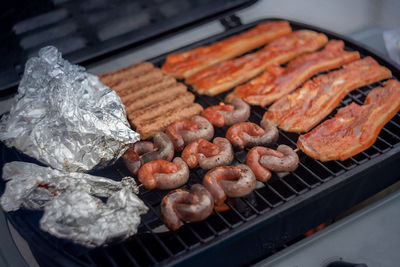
[264,57,392,132]
[186,30,328,96]
[162,21,291,79]
[297,80,400,161]
[226,40,360,106]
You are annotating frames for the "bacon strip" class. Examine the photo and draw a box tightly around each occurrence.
[186,30,328,96]
[162,21,292,79]
[264,57,392,132]
[226,40,360,106]
[298,80,400,161]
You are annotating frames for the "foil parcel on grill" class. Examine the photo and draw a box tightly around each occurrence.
[0,46,140,172]
[1,161,148,248]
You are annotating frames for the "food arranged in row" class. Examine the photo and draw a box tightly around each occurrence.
[2,18,399,247]
[298,80,400,161]
[162,20,292,79]
[226,40,360,106]
[185,30,328,96]
[93,19,400,233]
[120,100,301,230]
[99,62,203,139]
[263,57,392,132]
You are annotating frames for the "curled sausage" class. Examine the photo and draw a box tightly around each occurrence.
[165,116,214,151]
[140,132,174,163]
[203,165,256,206]
[225,118,278,149]
[202,98,250,127]
[161,184,214,231]
[181,139,219,168]
[122,132,174,174]
[259,144,299,172]
[122,141,154,174]
[138,157,189,190]
[246,146,284,182]
[182,137,234,170]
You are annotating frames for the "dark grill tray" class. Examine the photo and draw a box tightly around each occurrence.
[1,18,400,267]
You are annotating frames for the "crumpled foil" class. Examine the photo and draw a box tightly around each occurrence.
[0,46,140,172]
[1,161,148,247]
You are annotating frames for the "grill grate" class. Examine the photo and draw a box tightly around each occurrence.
[2,19,400,266]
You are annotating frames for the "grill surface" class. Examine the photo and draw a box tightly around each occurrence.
[1,19,400,267]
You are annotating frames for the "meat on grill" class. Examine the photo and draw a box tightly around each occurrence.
[201,98,250,127]
[226,118,278,149]
[99,62,203,139]
[203,165,256,206]
[264,57,392,133]
[161,184,214,231]
[162,20,291,79]
[297,80,400,161]
[165,116,214,151]
[226,40,360,107]
[186,30,328,96]
[138,158,189,190]
[182,137,234,170]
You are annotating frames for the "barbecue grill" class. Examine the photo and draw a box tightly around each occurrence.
[1,1,400,266]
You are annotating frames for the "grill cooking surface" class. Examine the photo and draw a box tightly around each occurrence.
[1,19,400,266]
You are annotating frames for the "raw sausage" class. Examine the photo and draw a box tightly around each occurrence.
[161,184,214,231]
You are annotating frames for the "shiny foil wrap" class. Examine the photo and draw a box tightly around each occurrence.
[1,161,148,247]
[0,46,140,172]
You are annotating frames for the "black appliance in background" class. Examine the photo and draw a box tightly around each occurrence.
[1,1,400,266]
[0,0,256,94]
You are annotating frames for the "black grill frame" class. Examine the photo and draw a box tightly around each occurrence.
[1,18,400,267]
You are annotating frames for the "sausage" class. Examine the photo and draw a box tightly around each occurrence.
[122,132,174,175]
[202,103,234,127]
[182,137,234,170]
[246,146,284,182]
[260,117,279,145]
[198,138,234,170]
[203,165,256,205]
[259,144,299,172]
[161,184,214,231]
[165,115,214,151]
[224,98,251,126]
[201,98,250,127]
[137,157,189,190]
[140,132,174,163]
[154,157,190,190]
[226,118,279,149]
[122,141,154,174]
[181,139,219,168]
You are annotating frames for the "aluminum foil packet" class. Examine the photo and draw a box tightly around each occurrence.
[1,161,148,247]
[0,46,140,172]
